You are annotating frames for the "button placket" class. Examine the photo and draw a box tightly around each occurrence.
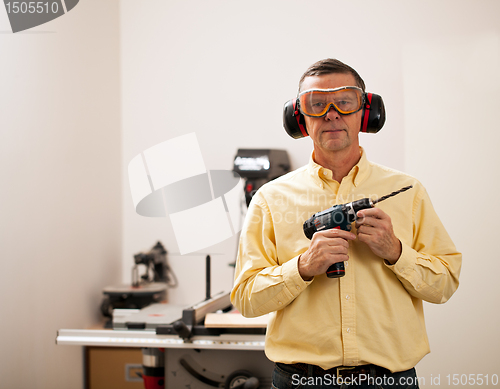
[339,244,359,366]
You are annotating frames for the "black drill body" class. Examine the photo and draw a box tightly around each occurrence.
[302,186,412,278]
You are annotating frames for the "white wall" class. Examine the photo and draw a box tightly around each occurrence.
[120,1,500,388]
[120,0,407,304]
[402,17,500,382]
[0,1,121,388]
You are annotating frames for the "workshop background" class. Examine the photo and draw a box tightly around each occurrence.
[1,0,499,388]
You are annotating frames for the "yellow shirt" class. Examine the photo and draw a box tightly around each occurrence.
[231,148,461,373]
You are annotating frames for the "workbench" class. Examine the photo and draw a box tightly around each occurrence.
[56,295,273,389]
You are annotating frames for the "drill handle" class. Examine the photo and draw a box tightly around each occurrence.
[326,262,345,278]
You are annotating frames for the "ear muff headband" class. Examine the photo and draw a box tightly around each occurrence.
[283,93,386,138]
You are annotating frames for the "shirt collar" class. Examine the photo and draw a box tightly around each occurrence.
[307,147,371,187]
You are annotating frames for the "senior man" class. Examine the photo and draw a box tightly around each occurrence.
[231,58,461,389]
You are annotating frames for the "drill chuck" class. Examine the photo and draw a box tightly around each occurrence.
[349,198,374,218]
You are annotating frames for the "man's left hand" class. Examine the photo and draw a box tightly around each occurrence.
[355,208,401,264]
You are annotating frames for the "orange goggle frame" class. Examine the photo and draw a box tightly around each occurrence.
[298,86,365,117]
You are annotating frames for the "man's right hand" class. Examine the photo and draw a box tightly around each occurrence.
[298,229,357,280]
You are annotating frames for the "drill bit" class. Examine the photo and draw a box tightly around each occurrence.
[373,185,413,204]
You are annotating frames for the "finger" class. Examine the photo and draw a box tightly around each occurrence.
[311,234,351,253]
[357,224,377,237]
[323,245,350,261]
[326,237,350,250]
[356,216,375,229]
[312,236,350,252]
[316,228,357,241]
[355,211,375,228]
[356,209,391,229]
[325,243,349,256]
[356,216,383,229]
[357,207,388,220]
[327,254,350,265]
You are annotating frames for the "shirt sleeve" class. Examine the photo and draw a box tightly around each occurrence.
[230,193,312,317]
[385,186,462,304]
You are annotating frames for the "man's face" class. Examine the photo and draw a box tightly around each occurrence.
[300,73,363,156]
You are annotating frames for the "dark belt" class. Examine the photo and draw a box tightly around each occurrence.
[278,362,391,379]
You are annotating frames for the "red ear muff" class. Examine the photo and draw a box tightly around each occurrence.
[360,93,385,133]
[283,99,309,139]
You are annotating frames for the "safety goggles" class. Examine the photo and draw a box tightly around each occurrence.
[298,86,365,117]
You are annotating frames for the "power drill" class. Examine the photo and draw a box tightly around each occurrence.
[303,185,413,278]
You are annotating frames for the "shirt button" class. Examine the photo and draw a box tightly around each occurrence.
[346,328,351,333]
[278,301,283,305]
[296,286,301,290]
[345,295,350,300]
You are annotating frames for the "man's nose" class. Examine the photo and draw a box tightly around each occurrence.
[324,104,341,120]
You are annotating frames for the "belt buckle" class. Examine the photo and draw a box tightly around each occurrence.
[336,366,356,378]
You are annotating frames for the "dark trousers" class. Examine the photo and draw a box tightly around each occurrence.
[271,362,420,389]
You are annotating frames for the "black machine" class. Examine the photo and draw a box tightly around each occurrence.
[303,186,413,278]
[132,241,177,287]
[233,149,291,207]
[100,241,177,320]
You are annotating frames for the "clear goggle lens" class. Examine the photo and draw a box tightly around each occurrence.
[298,87,365,117]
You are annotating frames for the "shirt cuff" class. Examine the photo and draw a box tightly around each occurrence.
[281,255,313,295]
[384,241,415,275]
